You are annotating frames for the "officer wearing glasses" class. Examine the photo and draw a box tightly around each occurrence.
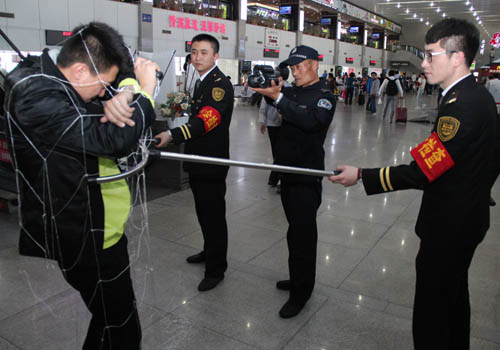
[329,18,499,349]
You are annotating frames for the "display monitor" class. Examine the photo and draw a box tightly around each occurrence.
[349,26,359,33]
[263,48,280,58]
[321,18,332,25]
[372,33,380,39]
[279,6,292,15]
[241,61,252,73]
[45,30,73,46]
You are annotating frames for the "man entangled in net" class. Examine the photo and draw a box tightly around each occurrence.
[4,22,159,349]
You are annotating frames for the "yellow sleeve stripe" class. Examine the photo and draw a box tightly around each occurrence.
[179,124,188,140]
[385,167,394,191]
[379,168,388,192]
[138,90,155,108]
[182,124,192,139]
[118,78,140,92]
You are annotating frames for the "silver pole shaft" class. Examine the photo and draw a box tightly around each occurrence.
[90,151,339,184]
[157,151,339,177]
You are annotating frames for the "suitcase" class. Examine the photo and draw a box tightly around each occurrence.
[358,93,365,105]
[396,99,407,122]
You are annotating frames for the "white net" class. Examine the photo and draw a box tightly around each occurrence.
[3,27,162,349]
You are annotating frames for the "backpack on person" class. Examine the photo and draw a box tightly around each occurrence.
[386,79,398,96]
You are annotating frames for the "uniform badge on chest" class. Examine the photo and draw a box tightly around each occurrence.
[212,87,225,102]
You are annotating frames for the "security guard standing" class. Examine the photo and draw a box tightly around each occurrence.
[254,45,335,318]
[155,34,233,292]
[330,19,498,349]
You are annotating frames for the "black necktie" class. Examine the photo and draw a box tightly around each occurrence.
[194,79,201,95]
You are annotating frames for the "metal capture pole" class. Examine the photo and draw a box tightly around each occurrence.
[156,151,339,177]
[90,151,340,184]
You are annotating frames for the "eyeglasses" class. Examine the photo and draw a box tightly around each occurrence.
[423,50,457,63]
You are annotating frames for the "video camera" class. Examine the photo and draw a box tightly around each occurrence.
[247,65,280,89]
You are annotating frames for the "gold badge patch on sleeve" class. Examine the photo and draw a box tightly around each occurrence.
[437,116,460,142]
[212,87,225,102]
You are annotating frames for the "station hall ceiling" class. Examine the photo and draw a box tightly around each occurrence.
[346,0,500,40]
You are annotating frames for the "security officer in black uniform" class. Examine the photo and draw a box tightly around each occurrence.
[330,18,498,349]
[155,34,233,292]
[254,45,335,318]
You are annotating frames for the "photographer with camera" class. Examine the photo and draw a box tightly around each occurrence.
[258,66,291,190]
[253,45,335,318]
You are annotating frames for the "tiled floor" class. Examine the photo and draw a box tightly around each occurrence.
[1,92,499,349]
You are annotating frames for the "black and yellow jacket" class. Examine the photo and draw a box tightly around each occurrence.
[4,49,155,269]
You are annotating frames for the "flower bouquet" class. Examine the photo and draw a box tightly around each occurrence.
[159,92,191,129]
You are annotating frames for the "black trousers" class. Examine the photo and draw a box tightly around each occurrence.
[63,235,141,350]
[280,181,322,303]
[189,175,228,278]
[267,126,281,185]
[412,236,481,350]
[345,87,354,105]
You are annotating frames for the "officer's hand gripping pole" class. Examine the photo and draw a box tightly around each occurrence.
[88,147,340,184]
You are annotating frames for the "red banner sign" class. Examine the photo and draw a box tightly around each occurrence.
[490,33,500,48]
[169,15,226,34]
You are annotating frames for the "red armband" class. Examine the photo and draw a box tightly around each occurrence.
[410,132,454,183]
[195,106,221,134]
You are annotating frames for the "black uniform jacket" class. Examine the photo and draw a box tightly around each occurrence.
[170,66,233,178]
[362,75,497,243]
[275,80,336,183]
[5,50,155,265]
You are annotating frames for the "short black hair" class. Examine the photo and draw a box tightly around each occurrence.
[388,70,395,76]
[425,18,479,67]
[57,22,127,75]
[183,54,191,71]
[191,34,219,54]
[371,72,377,76]
[328,73,334,79]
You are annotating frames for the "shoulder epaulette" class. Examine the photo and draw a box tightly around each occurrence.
[445,91,457,105]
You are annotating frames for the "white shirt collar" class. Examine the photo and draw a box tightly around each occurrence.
[199,64,217,82]
[441,73,471,97]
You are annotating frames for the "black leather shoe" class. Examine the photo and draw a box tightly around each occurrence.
[197,276,224,292]
[186,251,205,264]
[490,196,496,207]
[276,280,291,291]
[268,181,278,187]
[279,299,306,318]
